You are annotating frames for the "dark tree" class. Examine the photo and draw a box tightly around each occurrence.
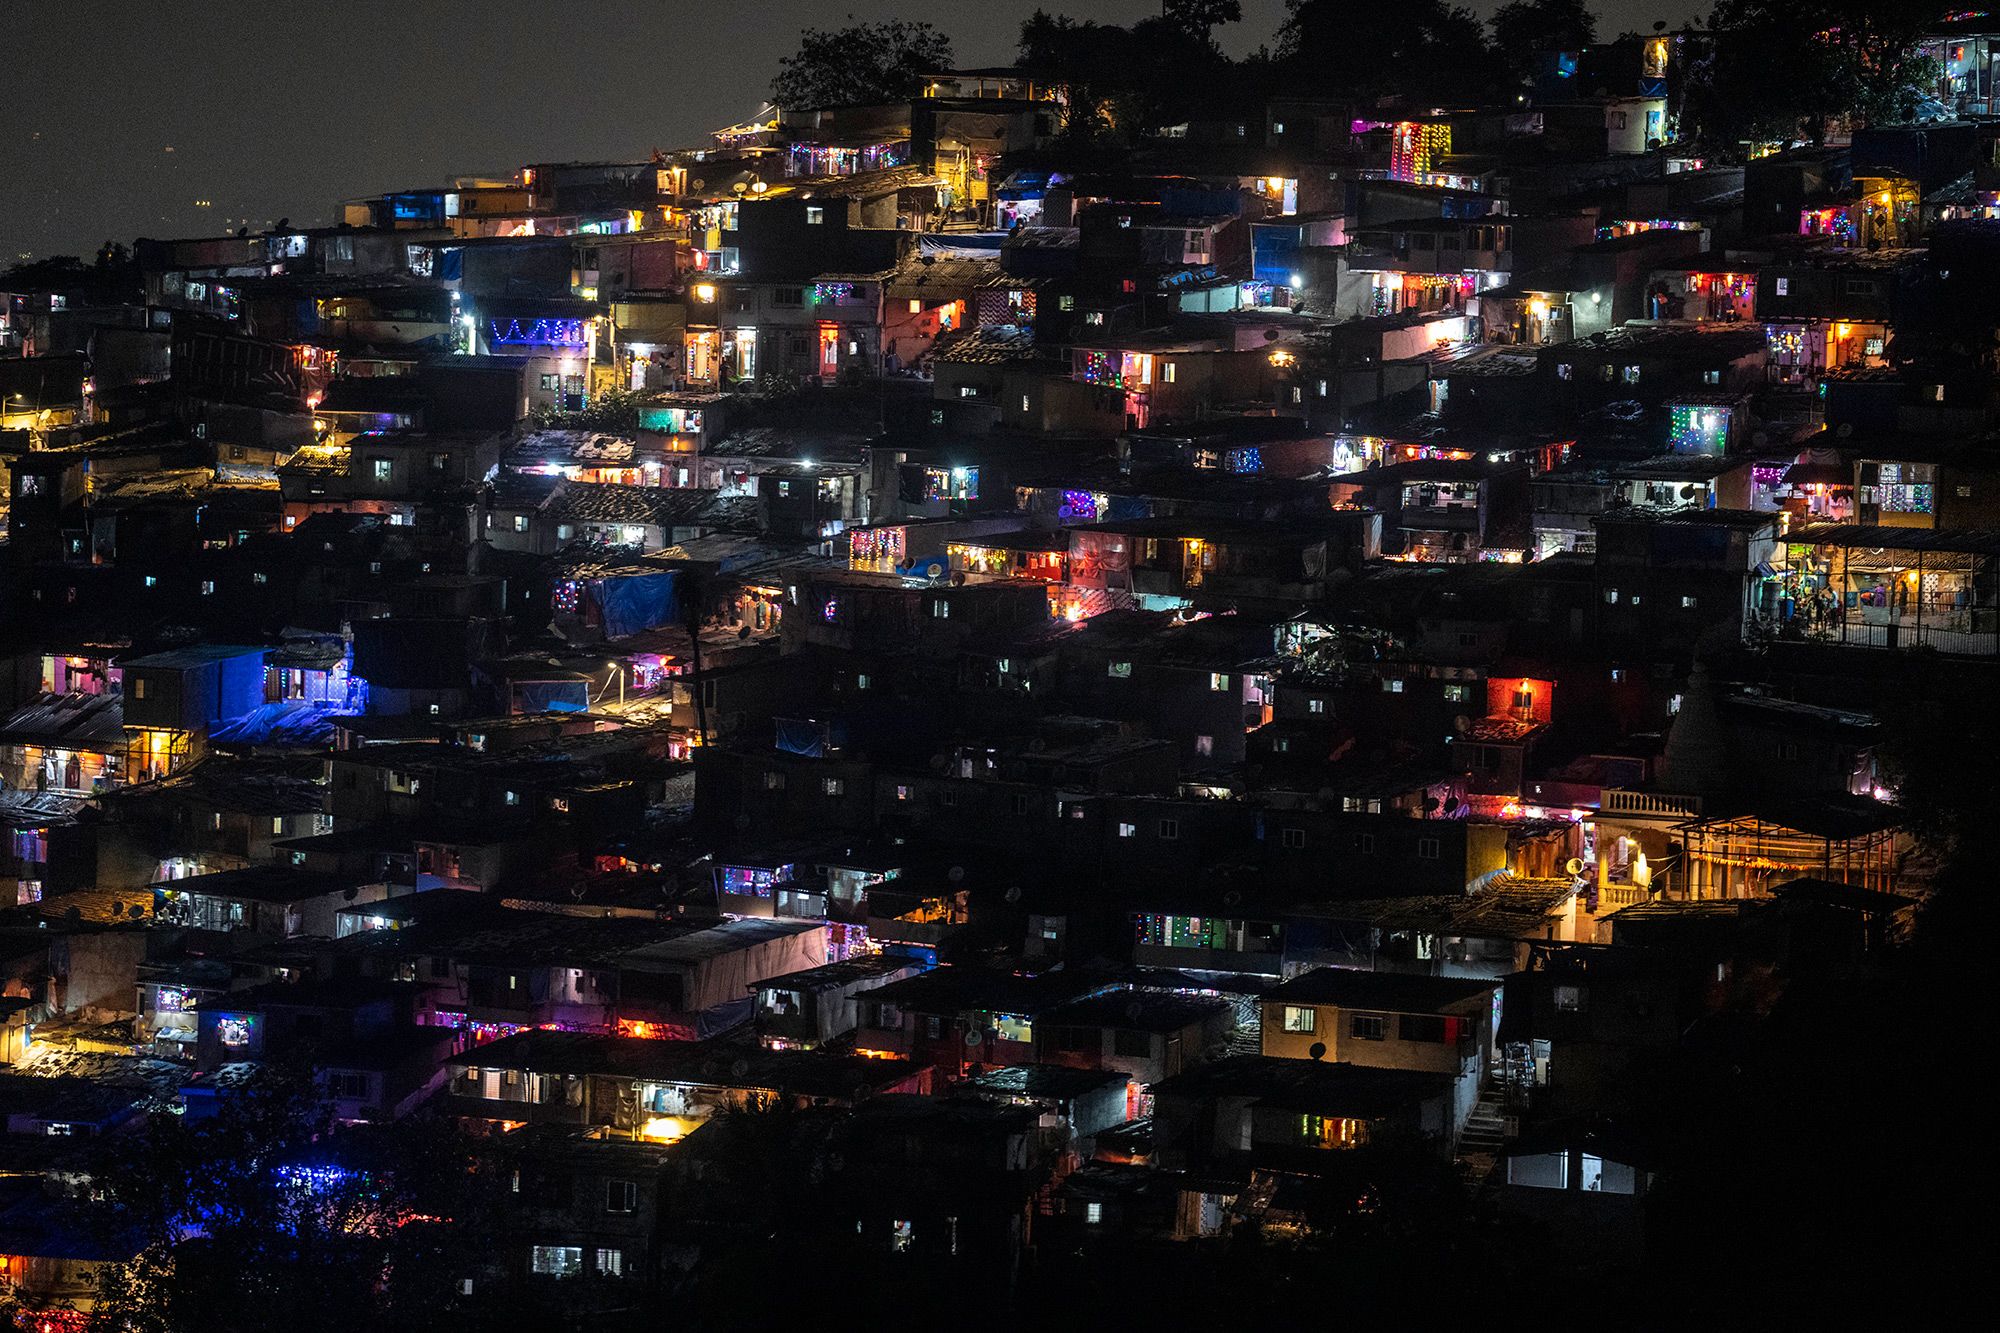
[769,18,955,110]
[1277,0,1497,104]
[1017,11,1129,142]
[1161,0,1244,43]
[82,1070,527,1333]
[1686,0,1945,148]
[1490,0,1598,83]
[1017,9,1235,146]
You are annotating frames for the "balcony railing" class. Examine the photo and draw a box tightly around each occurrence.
[1600,788,1701,818]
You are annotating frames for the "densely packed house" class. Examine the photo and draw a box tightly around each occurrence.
[0,7,1990,1319]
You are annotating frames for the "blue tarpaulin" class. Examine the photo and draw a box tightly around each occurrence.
[589,571,678,639]
[1106,494,1154,521]
[513,680,590,714]
[775,717,829,757]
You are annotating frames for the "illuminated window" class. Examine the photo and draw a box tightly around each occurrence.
[1282,1005,1317,1033]
[1108,661,1132,679]
[530,1246,582,1277]
[1210,673,1231,692]
[806,206,825,225]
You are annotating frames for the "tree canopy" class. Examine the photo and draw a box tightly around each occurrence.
[1015,7,1241,148]
[769,18,954,110]
[1276,0,1497,104]
[1687,0,1946,147]
[1490,0,1598,84]
[69,1070,529,1333]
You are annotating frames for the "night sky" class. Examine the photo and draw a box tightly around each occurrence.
[2,0,1702,262]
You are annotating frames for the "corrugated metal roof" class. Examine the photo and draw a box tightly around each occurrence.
[0,691,125,749]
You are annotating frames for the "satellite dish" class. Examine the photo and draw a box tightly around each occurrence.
[1680,484,1699,501]
[1125,1000,1146,1023]
[1836,422,1854,437]
[734,813,752,830]
[690,178,705,191]
[1223,890,1243,907]
[1263,328,1281,342]
[1751,430,1768,448]
[1564,857,1585,876]
[1004,886,1023,903]
[730,1058,750,1078]
[964,1029,984,1047]
[1454,714,1472,733]
[947,865,965,883]
[737,626,752,639]
[1308,1041,1327,1061]
[922,561,945,579]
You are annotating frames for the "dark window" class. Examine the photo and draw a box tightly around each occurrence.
[1112,1029,1153,1058]
[1349,1013,1388,1041]
[1399,1014,1448,1043]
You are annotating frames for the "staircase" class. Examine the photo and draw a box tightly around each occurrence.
[1226,1006,1263,1056]
[1456,1086,1508,1188]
